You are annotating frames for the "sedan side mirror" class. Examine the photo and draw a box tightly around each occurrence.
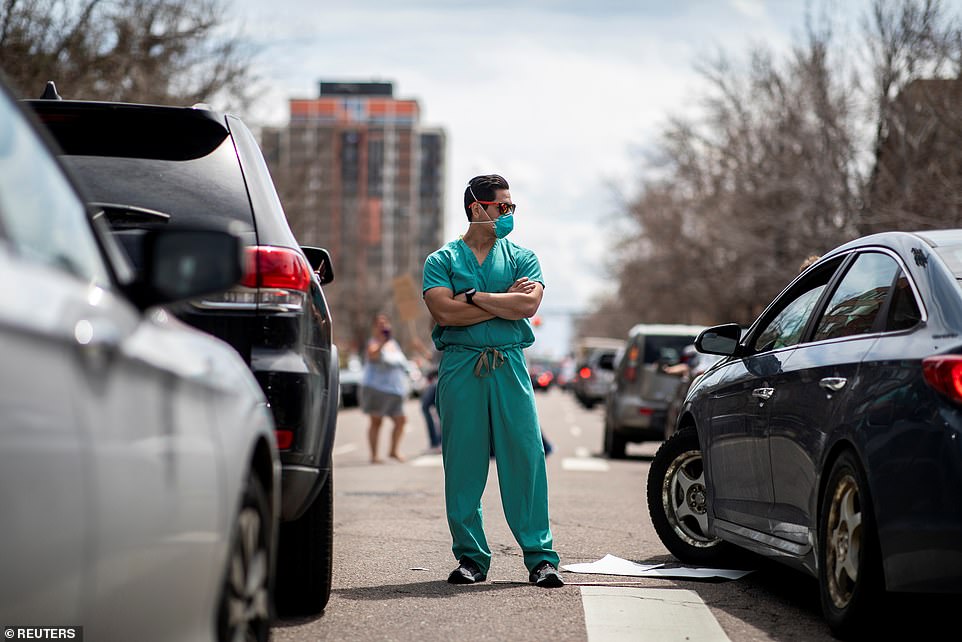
[302,246,334,285]
[696,323,742,357]
[125,227,244,310]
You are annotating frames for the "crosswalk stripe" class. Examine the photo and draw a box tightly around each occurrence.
[332,443,357,456]
[411,454,444,467]
[581,587,730,642]
[561,457,610,472]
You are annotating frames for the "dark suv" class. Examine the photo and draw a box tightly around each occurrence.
[28,88,339,616]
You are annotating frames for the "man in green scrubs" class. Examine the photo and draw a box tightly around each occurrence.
[422,174,563,588]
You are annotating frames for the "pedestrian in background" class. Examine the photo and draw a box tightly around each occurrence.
[360,314,409,463]
[422,173,563,588]
[421,366,441,454]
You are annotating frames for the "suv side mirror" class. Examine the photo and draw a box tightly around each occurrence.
[696,323,742,357]
[125,227,243,310]
[302,246,334,285]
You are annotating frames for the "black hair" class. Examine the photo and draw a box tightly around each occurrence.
[463,174,510,220]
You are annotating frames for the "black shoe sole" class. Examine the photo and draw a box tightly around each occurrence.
[447,570,486,584]
[534,574,564,588]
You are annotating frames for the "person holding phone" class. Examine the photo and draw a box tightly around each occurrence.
[360,314,410,463]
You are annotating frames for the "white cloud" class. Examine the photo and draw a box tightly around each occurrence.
[730,0,767,20]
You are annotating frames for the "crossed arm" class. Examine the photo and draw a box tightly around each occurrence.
[423,277,543,327]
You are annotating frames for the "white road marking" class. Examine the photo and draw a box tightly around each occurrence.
[570,425,583,437]
[574,446,590,458]
[581,587,730,642]
[332,443,358,457]
[411,454,444,467]
[561,457,610,472]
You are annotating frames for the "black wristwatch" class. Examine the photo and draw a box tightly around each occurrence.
[464,288,477,305]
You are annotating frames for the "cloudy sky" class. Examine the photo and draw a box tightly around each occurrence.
[230,0,862,356]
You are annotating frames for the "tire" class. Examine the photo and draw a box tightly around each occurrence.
[818,450,882,639]
[603,417,627,459]
[274,468,334,617]
[217,474,272,642]
[647,428,733,565]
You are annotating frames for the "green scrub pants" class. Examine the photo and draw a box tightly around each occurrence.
[436,345,560,575]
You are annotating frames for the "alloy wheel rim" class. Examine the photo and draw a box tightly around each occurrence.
[225,506,270,642]
[825,474,862,609]
[662,448,720,547]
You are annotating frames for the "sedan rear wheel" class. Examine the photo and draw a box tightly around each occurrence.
[218,474,271,642]
[818,450,882,638]
[647,428,732,564]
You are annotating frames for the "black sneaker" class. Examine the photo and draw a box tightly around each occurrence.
[529,561,564,588]
[447,557,486,584]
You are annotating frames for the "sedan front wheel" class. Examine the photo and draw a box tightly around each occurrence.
[217,474,272,642]
[647,428,732,565]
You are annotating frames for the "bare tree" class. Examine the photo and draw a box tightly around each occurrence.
[0,0,254,107]
[579,23,859,336]
[580,0,962,340]
[861,0,962,232]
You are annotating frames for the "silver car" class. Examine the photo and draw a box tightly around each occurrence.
[0,81,279,641]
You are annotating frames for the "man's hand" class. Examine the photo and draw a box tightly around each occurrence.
[507,277,537,294]
[472,277,543,320]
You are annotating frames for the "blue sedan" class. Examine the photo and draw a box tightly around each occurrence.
[648,230,962,638]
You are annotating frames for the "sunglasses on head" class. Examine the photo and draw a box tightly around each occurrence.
[475,200,516,216]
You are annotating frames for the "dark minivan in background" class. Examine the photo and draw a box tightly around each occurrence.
[28,89,339,615]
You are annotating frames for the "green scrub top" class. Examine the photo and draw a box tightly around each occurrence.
[422,238,544,350]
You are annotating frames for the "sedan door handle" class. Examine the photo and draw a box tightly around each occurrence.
[819,377,847,392]
[751,387,774,401]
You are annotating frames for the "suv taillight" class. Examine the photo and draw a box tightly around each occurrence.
[194,246,312,312]
[922,355,962,403]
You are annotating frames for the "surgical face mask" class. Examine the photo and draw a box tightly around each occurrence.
[470,207,514,238]
[493,213,513,238]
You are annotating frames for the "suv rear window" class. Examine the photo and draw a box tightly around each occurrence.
[32,102,254,228]
[643,335,696,364]
[61,146,253,228]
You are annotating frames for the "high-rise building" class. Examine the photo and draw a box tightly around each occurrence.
[261,81,446,356]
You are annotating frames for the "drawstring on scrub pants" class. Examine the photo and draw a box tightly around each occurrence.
[473,347,505,377]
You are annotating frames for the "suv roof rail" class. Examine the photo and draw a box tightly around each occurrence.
[40,81,62,100]
[192,102,212,110]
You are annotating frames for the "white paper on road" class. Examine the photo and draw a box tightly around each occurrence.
[639,566,753,580]
[562,554,752,580]
[562,554,663,576]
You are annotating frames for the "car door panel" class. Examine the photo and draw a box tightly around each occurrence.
[78,298,223,640]
[0,253,91,626]
[703,350,791,533]
[767,336,879,543]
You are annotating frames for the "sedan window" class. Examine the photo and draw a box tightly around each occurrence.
[885,271,922,331]
[813,252,900,341]
[751,257,844,354]
[754,286,826,353]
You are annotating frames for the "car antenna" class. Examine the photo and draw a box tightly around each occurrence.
[40,81,62,100]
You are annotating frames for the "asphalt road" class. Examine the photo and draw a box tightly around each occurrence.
[270,387,950,641]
